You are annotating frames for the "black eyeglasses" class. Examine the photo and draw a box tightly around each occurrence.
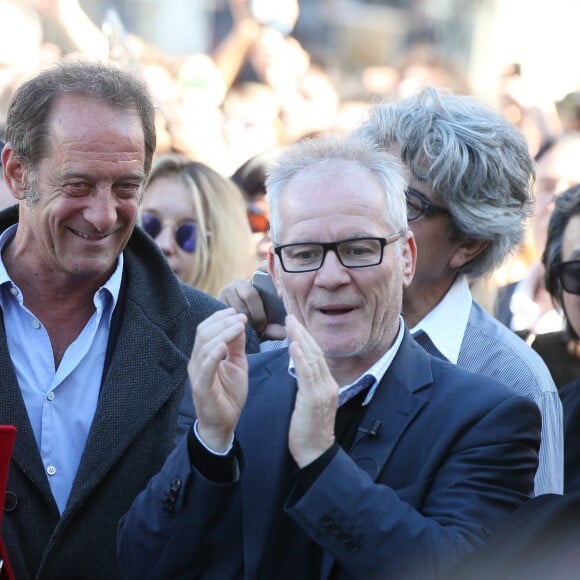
[406,187,451,221]
[274,233,403,273]
[141,212,197,253]
[554,259,580,295]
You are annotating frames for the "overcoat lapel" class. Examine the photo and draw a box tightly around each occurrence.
[65,298,189,514]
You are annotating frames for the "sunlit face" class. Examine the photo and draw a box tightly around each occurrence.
[269,160,415,371]
[14,93,146,285]
[141,175,198,284]
[533,137,580,254]
[561,214,580,337]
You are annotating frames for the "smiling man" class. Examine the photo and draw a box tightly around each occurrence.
[119,134,540,580]
[0,60,257,580]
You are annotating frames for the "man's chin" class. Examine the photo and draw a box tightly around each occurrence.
[65,257,117,281]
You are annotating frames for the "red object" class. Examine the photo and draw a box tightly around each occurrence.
[0,426,16,580]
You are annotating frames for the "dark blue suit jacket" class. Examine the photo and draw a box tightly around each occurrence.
[118,330,541,580]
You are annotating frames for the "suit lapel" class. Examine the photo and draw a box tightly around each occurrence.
[64,299,188,514]
[238,350,297,577]
[321,332,434,580]
[349,331,433,480]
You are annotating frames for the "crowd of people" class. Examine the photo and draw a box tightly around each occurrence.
[1,1,580,579]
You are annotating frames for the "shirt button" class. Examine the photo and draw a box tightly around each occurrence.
[46,465,56,476]
[10,287,18,296]
[32,320,41,330]
[47,391,55,401]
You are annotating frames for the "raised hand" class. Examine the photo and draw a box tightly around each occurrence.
[188,308,248,452]
[286,314,338,467]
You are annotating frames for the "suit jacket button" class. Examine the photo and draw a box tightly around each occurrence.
[329,523,341,535]
[319,515,333,527]
[346,540,361,553]
[3,491,17,512]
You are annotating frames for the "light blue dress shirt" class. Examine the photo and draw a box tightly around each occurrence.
[0,225,123,513]
[411,275,563,496]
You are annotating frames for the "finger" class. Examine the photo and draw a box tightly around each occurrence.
[262,322,288,341]
[219,280,267,333]
[190,310,247,379]
[286,316,333,389]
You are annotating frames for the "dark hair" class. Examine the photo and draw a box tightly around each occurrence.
[5,60,156,174]
[543,184,580,337]
[231,147,287,201]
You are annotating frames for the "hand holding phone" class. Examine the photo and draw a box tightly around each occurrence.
[251,271,287,326]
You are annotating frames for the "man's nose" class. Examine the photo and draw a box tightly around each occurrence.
[83,189,118,231]
[314,249,350,286]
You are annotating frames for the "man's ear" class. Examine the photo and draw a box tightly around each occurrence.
[449,239,489,270]
[2,145,28,200]
[401,230,417,289]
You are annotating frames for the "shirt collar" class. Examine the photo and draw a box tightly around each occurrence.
[288,315,406,406]
[409,275,472,364]
[0,223,123,324]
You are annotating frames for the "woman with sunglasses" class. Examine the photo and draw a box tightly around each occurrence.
[141,155,255,297]
[530,185,580,388]
[534,185,580,491]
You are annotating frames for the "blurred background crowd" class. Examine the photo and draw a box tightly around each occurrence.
[1,0,580,330]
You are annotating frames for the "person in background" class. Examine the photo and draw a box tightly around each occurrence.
[231,146,287,264]
[494,132,580,339]
[538,186,580,491]
[0,59,258,579]
[448,186,580,574]
[141,155,255,297]
[219,87,562,496]
[528,185,580,389]
[118,133,540,580]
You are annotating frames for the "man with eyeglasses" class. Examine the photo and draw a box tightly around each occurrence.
[357,88,561,497]
[119,134,540,579]
[220,87,562,498]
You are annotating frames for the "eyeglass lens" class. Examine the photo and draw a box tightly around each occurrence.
[141,212,197,253]
[559,260,580,295]
[405,188,449,221]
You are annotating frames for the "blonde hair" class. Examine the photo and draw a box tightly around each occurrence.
[146,155,254,296]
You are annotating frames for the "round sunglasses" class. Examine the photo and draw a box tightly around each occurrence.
[554,259,580,295]
[141,212,197,253]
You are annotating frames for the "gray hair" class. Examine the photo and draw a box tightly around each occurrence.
[5,59,156,176]
[266,134,408,245]
[356,87,535,277]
